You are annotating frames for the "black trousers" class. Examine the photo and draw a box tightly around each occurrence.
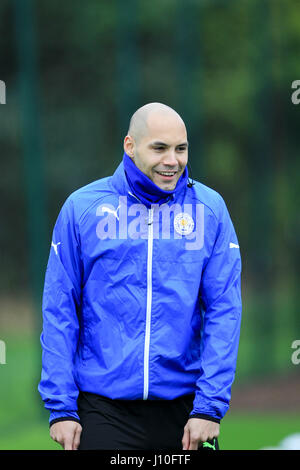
[77,391,219,450]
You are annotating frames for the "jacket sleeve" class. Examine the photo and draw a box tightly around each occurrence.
[190,195,242,421]
[38,196,83,415]
[49,410,81,427]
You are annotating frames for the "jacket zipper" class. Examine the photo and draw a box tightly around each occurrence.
[143,207,154,400]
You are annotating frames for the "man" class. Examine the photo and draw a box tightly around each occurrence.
[38,102,242,451]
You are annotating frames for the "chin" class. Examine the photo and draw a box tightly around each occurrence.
[161,183,176,191]
[153,176,177,191]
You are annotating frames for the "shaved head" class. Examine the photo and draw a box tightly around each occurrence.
[124,102,188,190]
[127,102,185,144]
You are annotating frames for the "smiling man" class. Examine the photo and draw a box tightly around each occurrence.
[125,103,188,191]
[39,102,242,451]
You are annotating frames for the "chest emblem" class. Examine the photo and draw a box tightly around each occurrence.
[174,212,195,236]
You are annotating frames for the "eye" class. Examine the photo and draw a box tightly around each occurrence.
[177,146,186,152]
[154,146,165,151]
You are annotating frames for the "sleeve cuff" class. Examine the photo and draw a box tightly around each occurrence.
[49,410,80,428]
[189,413,221,424]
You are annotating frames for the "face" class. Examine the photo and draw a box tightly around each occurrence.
[124,112,188,191]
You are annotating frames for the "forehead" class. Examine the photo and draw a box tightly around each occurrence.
[143,111,187,144]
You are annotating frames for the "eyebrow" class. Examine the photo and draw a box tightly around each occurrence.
[149,141,189,148]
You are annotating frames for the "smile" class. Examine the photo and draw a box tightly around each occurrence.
[156,171,177,177]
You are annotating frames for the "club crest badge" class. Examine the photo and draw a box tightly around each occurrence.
[174,212,194,236]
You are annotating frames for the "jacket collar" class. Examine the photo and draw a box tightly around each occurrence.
[109,158,189,207]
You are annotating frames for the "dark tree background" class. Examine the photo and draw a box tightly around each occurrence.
[1,0,299,381]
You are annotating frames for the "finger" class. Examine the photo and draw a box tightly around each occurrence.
[63,437,74,451]
[50,430,58,442]
[73,428,82,450]
[188,438,199,450]
[64,443,73,450]
[50,432,63,448]
[182,428,190,450]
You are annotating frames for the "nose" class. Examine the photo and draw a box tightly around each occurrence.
[161,150,178,167]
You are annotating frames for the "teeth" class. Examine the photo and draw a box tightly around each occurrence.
[158,172,176,176]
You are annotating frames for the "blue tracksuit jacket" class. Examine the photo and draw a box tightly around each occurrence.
[38,161,242,425]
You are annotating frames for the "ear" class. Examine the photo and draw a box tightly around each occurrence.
[123,135,135,159]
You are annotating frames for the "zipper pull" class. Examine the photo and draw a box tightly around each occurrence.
[148,208,153,225]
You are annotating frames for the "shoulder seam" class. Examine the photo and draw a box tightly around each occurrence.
[189,184,223,223]
[66,177,117,224]
[77,190,117,225]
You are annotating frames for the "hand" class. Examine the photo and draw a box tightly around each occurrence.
[50,420,82,450]
[182,418,220,450]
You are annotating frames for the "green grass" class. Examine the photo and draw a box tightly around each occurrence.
[1,332,299,450]
[0,333,42,428]
[220,413,300,450]
[0,332,61,450]
[0,423,60,450]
